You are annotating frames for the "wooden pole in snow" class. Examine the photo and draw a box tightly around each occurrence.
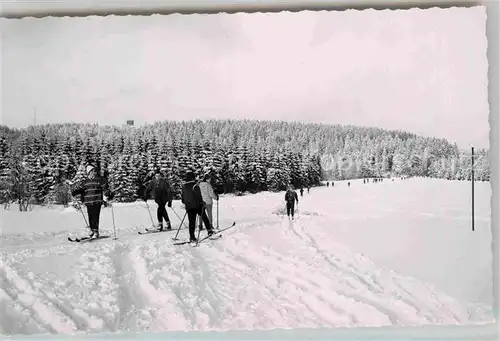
[471,146,475,232]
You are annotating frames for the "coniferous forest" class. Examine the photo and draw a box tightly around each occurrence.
[0,119,490,209]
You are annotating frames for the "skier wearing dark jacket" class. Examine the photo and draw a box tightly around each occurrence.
[181,172,214,242]
[71,165,109,238]
[285,185,299,220]
[144,169,173,230]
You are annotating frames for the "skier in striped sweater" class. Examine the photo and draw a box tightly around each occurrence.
[198,174,219,230]
[71,165,111,239]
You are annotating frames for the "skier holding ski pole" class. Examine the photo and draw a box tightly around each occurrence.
[71,164,108,239]
[181,172,214,243]
[143,168,173,231]
[285,184,299,220]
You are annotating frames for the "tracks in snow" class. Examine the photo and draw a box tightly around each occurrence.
[0,262,79,334]
[283,217,469,325]
[1,215,473,335]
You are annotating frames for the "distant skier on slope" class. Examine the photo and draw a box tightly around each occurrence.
[285,184,299,220]
[199,173,219,231]
[71,164,110,239]
[144,168,173,231]
[181,172,215,243]
[300,188,304,197]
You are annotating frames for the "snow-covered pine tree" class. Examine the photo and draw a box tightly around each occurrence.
[43,162,58,207]
[309,154,322,185]
[53,137,71,182]
[391,152,406,176]
[108,155,134,202]
[246,146,266,192]
[166,156,182,199]
[380,148,391,177]
[126,155,140,201]
[9,154,35,211]
[0,135,12,205]
[73,134,84,166]
[209,144,226,194]
[476,153,490,181]
[266,167,289,192]
[202,141,214,172]
[267,149,291,191]
[286,151,302,189]
[190,142,204,179]
[260,152,270,190]
[177,139,192,179]
[232,144,250,193]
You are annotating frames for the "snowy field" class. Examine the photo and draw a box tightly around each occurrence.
[0,177,494,335]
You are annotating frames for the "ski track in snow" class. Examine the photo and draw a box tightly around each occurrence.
[0,178,494,335]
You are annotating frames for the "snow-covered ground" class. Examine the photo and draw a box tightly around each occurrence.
[0,177,494,335]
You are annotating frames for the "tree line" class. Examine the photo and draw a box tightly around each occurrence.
[0,119,490,209]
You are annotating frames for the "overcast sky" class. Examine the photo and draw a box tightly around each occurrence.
[1,7,489,149]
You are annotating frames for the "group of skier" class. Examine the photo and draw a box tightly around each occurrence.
[71,165,219,243]
[180,171,218,242]
[71,163,310,240]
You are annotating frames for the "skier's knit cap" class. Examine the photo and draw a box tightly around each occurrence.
[86,165,95,174]
[185,172,195,182]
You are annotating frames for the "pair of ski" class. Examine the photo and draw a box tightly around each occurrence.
[68,227,170,242]
[68,235,111,243]
[137,227,175,235]
[173,222,236,247]
[69,221,235,244]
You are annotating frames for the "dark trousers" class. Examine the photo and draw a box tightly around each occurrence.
[156,201,170,225]
[286,201,295,217]
[199,207,213,231]
[87,203,102,232]
[186,208,213,240]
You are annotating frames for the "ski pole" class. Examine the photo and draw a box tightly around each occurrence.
[169,206,189,230]
[172,211,187,241]
[196,213,203,246]
[144,200,155,227]
[111,202,118,240]
[195,205,207,245]
[217,198,219,229]
[79,205,90,229]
